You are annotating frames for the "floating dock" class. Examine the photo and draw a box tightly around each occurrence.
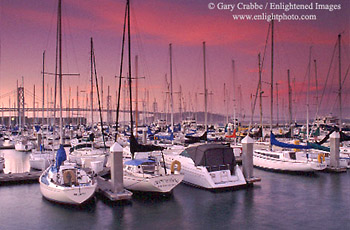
[0,171,42,183]
[96,176,133,201]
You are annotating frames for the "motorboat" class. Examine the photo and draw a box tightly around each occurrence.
[164,143,247,190]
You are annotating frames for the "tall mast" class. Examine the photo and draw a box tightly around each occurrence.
[270,20,274,132]
[338,34,342,131]
[314,60,319,117]
[288,69,292,125]
[169,44,174,135]
[232,60,236,131]
[127,0,133,136]
[307,47,311,141]
[58,0,63,145]
[135,55,138,135]
[77,86,79,123]
[276,82,279,127]
[42,51,45,125]
[203,42,207,133]
[258,53,263,131]
[33,85,36,124]
[90,37,94,126]
[224,83,227,124]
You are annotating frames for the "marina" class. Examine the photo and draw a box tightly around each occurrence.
[0,0,349,229]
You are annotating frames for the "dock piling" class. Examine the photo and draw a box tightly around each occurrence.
[242,135,261,184]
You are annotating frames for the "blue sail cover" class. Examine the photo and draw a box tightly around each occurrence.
[270,133,310,149]
[307,142,330,152]
[55,145,67,170]
[155,132,174,141]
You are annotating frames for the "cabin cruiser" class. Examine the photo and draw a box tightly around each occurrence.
[163,144,247,190]
[39,146,97,205]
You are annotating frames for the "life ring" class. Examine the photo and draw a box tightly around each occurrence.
[170,160,181,174]
[317,153,325,163]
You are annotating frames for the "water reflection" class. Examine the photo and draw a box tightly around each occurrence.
[2,150,31,174]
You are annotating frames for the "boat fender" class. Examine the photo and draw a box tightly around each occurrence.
[170,160,181,174]
[317,153,325,163]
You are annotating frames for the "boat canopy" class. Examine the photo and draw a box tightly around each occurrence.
[124,159,155,166]
[184,144,236,168]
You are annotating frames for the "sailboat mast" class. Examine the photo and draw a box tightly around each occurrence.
[258,54,263,130]
[135,55,138,135]
[288,69,292,125]
[314,60,319,117]
[203,42,207,133]
[307,47,311,141]
[232,60,236,132]
[42,51,45,125]
[90,37,94,126]
[169,44,174,134]
[58,0,63,145]
[270,20,274,132]
[127,0,133,136]
[338,34,342,131]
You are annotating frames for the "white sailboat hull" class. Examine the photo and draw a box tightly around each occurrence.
[123,174,184,193]
[253,150,327,172]
[40,181,96,205]
[39,166,97,205]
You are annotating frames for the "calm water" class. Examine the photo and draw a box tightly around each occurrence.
[0,150,349,230]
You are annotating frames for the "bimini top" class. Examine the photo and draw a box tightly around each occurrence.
[183,144,236,167]
[124,159,155,166]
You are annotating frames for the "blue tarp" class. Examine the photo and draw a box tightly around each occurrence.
[270,132,310,149]
[155,132,174,141]
[55,145,67,170]
[124,159,155,166]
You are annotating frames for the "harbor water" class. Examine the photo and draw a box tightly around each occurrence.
[0,150,349,230]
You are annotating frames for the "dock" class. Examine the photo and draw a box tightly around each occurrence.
[325,167,347,173]
[0,171,42,183]
[96,176,133,201]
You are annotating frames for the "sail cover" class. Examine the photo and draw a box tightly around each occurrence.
[55,145,67,170]
[130,135,165,155]
[270,132,310,149]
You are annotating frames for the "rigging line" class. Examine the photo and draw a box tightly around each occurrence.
[63,2,80,75]
[44,1,57,51]
[250,23,270,126]
[115,0,128,142]
[260,22,271,75]
[317,39,337,114]
[131,4,150,83]
[92,45,107,151]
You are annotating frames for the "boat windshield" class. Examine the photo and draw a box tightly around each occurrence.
[180,150,191,158]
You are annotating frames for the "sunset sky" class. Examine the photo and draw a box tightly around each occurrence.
[0,0,349,123]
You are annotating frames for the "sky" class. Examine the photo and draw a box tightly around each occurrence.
[0,0,349,123]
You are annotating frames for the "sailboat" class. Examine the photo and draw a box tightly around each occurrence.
[253,21,327,172]
[39,0,96,205]
[116,2,184,193]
